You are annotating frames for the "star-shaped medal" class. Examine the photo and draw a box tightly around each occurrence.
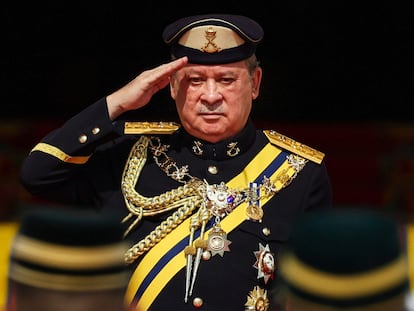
[207,225,231,257]
[253,243,275,284]
[244,286,269,311]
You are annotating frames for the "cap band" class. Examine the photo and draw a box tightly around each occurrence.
[11,235,127,270]
[9,263,129,291]
[281,253,408,298]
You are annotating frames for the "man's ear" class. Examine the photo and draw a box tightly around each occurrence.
[169,76,177,100]
[252,67,262,100]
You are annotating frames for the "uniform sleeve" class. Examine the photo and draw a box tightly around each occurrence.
[305,161,333,212]
[19,97,123,203]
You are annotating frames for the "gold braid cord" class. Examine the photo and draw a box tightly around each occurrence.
[121,136,205,264]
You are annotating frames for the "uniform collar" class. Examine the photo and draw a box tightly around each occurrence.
[172,119,256,160]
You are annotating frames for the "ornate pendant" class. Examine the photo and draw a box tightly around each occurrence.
[246,182,263,222]
[205,182,241,217]
[253,243,275,284]
[244,286,269,311]
[246,204,264,222]
[207,225,231,257]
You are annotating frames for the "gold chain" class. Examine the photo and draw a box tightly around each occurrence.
[121,136,206,264]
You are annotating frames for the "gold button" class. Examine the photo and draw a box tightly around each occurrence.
[193,297,203,308]
[262,227,271,236]
[91,127,100,135]
[78,134,87,144]
[208,166,218,174]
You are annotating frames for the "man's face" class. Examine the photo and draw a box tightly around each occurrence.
[170,60,262,143]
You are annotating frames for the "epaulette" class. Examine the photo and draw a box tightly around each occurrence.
[124,121,181,135]
[264,130,325,164]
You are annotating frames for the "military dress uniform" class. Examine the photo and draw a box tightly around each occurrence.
[19,14,333,311]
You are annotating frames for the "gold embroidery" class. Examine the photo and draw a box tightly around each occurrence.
[201,27,221,53]
[264,130,325,164]
[192,141,203,155]
[124,121,180,134]
[227,142,240,157]
[31,143,90,164]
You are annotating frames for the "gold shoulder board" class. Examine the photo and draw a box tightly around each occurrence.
[124,122,181,135]
[264,130,325,164]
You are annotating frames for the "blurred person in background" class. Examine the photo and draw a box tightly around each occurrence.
[5,207,131,311]
[278,208,410,311]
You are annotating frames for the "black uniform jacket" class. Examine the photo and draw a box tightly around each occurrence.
[20,98,333,310]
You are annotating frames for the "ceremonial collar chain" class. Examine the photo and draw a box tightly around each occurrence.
[149,136,276,218]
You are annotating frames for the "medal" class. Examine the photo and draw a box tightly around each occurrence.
[246,204,264,222]
[246,182,263,222]
[253,243,275,284]
[244,286,269,311]
[207,224,231,257]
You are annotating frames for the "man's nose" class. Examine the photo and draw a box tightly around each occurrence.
[200,80,223,103]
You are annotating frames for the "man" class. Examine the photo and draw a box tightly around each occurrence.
[19,14,332,310]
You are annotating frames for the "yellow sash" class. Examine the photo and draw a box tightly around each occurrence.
[125,142,299,310]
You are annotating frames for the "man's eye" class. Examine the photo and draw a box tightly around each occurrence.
[189,77,203,84]
[221,78,235,84]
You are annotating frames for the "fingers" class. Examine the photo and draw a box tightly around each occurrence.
[106,57,188,120]
[161,56,188,76]
[157,56,188,75]
[145,57,188,89]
